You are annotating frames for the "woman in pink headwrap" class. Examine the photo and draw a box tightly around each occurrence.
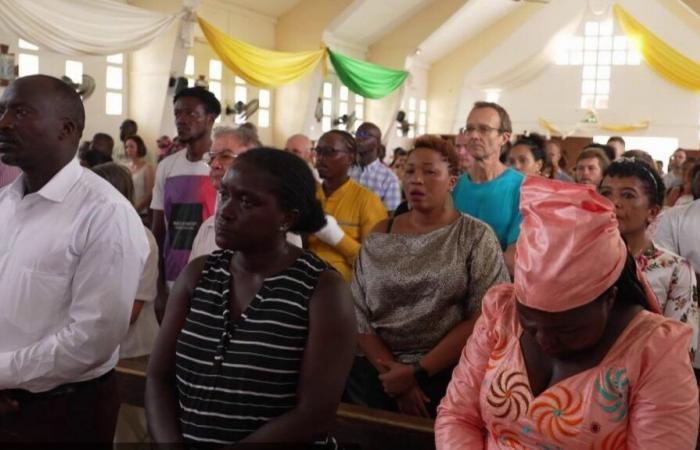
[435,176,699,449]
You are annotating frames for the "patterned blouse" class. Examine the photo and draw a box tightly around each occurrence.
[637,242,699,358]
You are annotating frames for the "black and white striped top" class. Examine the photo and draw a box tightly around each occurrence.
[175,249,332,445]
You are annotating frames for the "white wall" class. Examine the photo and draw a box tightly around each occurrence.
[0,31,129,151]
[450,0,700,149]
[498,63,700,149]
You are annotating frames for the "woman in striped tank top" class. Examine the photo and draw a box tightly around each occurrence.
[146,148,357,447]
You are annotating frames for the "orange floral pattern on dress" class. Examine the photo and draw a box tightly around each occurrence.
[529,386,584,443]
[490,422,525,449]
[487,327,509,370]
[487,369,530,420]
[594,426,626,450]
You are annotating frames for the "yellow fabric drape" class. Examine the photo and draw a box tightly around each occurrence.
[613,5,700,92]
[599,121,650,132]
[538,118,562,136]
[198,17,325,88]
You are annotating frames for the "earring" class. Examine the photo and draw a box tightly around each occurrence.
[279,224,288,232]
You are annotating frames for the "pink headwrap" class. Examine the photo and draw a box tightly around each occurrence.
[514,176,659,313]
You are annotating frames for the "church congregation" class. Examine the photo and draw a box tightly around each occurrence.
[1,0,700,449]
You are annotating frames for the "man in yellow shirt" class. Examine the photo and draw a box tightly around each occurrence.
[308,130,387,281]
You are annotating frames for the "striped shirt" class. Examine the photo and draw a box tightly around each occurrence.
[175,249,335,446]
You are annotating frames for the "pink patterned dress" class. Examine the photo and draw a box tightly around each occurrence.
[436,285,699,449]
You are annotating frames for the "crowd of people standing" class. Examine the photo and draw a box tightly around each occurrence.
[1,74,699,449]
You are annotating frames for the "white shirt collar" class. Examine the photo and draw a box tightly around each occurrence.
[10,158,83,202]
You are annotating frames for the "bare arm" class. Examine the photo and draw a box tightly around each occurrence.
[237,270,356,444]
[145,256,206,443]
[134,164,155,212]
[419,313,480,376]
[129,300,145,325]
[503,244,515,279]
[151,209,167,322]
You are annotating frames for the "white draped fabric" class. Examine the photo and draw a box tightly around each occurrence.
[0,0,185,56]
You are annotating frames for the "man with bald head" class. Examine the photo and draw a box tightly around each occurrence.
[0,75,148,443]
[285,133,319,180]
[351,122,401,212]
[285,133,313,162]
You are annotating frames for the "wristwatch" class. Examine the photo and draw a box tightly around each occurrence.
[412,361,429,385]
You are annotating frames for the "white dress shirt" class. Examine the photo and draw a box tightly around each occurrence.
[0,158,148,392]
[654,199,700,275]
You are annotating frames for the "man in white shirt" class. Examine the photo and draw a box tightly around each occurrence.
[655,162,700,280]
[0,75,148,443]
[151,87,219,321]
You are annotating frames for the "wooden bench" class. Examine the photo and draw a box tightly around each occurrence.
[116,357,436,450]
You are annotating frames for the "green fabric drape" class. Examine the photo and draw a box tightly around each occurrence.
[327,49,409,99]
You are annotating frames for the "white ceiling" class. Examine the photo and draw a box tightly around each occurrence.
[221,0,302,18]
[328,0,433,48]
[415,0,524,65]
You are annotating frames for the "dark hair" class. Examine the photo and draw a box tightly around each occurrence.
[603,157,665,207]
[389,147,408,168]
[322,130,358,156]
[81,149,113,168]
[92,162,134,204]
[92,133,114,153]
[607,136,625,146]
[174,86,221,118]
[472,101,512,134]
[235,148,326,233]
[125,134,147,158]
[610,252,655,310]
[121,119,138,132]
[584,143,615,163]
[577,147,611,172]
[411,135,460,176]
[512,133,546,164]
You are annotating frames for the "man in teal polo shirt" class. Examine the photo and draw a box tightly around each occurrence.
[452,101,523,276]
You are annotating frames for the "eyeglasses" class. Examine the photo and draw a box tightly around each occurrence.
[460,125,503,136]
[207,151,236,166]
[314,146,349,157]
[355,130,377,140]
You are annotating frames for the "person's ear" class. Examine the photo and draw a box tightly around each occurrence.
[448,174,457,192]
[535,159,544,174]
[647,204,661,223]
[58,118,77,141]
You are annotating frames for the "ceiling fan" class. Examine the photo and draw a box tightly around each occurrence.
[225,99,260,122]
[395,110,413,137]
[61,74,96,100]
[332,111,356,131]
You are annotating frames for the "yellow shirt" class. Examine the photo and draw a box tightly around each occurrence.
[309,179,387,282]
